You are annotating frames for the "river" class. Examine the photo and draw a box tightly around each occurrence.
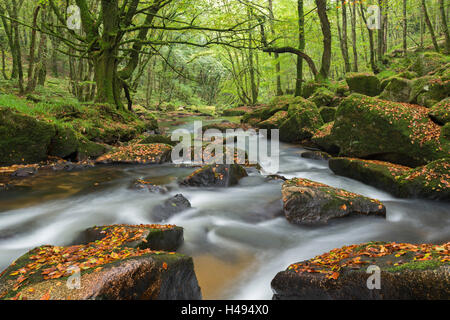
[0,118,449,299]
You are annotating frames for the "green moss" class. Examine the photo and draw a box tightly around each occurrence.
[319,107,336,123]
[386,259,442,272]
[345,72,381,97]
[140,134,176,146]
[429,97,450,125]
[308,87,334,107]
[379,77,412,103]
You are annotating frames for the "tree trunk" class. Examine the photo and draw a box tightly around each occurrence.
[295,0,305,97]
[422,0,440,52]
[25,6,41,93]
[360,3,379,74]
[340,0,351,73]
[439,0,450,53]
[350,3,358,72]
[268,0,283,96]
[315,0,331,80]
[403,0,407,55]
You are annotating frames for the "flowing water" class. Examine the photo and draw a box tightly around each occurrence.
[1,118,449,299]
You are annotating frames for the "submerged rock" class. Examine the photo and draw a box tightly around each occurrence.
[180,164,248,187]
[345,72,381,97]
[10,166,38,177]
[301,151,331,161]
[281,178,386,225]
[329,157,450,201]
[0,224,201,300]
[152,194,192,222]
[272,241,450,300]
[330,94,449,166]
[96,143,172,165]
[129,179,169,194]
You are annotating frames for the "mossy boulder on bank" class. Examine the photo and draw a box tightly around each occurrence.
[407,52,450,77]
[140,134,176,146]
[281,178,386,226]
[329,158,450,201]
[308,87,334,107]
[429,98,450,125]
[272,241,450,300]
[301,81,323,99]
[257,111,288,130]
[319,107,336,123]
[0,108,56,165]
[0,224,201,300]
[278,98,324,143]
[379,77,412,103]
[48,125,79,159]
[96,143,172,165]
[345,73,381,97]
[180,164,247,187]
[409,76,450,108]
[330,94,449,166]
[311,122,340,155]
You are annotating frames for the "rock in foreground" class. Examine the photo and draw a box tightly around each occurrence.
[180,164,247,187]
[0,224,201,300]
[282,178,386,225]
[272,241,450,300]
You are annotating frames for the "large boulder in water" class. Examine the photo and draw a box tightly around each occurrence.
[152,194,192,222]
[0,224,201,300]
[180,164,247,187]
[329,157,450,201]
[345,72,381,97]
[278,98,324,143]
[281,178,386,226]
[272,241,450,300]
[330,94,449,166]
[96,143,172,164]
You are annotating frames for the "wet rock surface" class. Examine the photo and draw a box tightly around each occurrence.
[272,241,450,300]
[282,178,386,225]
[180,164,248,187]
[0,224,200,300]
[152,194,192,222]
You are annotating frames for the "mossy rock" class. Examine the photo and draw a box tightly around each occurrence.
[329,157,450,201]
[379,77,412,103]
[331,94,449,166]
[301,81,323,99]
[272,241,450,300]
[77,139,110,161]
[180,164,248,187]
[281,178,386,225]
[429,97,450,125]
[407,52,450,77]
[308,88,334,107]
[319,107,336,123]
[442,123,450,140]
[335,81,350,96]
[48,125,79,159]
[0,107,56,165]
[257,111,288,130]
[0,224,201,300]
[410,76,450,107]
[279,99,324,143]
[96,143,172,165]
[311,122,340,155]
[345,72,381,97]
[140,134,176,146]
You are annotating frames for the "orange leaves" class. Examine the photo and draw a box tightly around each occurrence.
[162,262,168,270]
[5,224,177,297]
[288,242,450,281]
